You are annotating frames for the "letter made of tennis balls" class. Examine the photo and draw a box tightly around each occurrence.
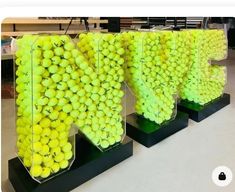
[76,33,125,150]
[122,31,192,124]
[15,35,76,180]
[179,29,227,105]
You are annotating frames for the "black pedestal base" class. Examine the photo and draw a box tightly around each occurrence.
[126,111,189,147]
[177,93,230,122]
[9,135,133,192]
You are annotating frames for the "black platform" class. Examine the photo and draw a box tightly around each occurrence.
[126,111,189,147]
[9,135,133,192]
[177,93,230,122]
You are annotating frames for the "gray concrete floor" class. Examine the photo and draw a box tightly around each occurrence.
[1,50,235,192]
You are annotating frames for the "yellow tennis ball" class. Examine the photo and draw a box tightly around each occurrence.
[40,167,51,178]
[32,125,42,135]
[54,153,65,163]
[64,151,73,160]
[51,163,60,173]
[100,140,109,149]
[30,165,42,177]
[39,145,50,156]
[32,142,42,153]
[48,139,59,148]
[40,137,49,146]
[32,154,43,165]
[60,160,69,169]
[59,139,67,147]
[62,143,72,152]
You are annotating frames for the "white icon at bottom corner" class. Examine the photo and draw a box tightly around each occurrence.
[212,166,233,187]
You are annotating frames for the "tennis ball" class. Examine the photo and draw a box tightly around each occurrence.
[71,49,79,57]
[65,65,74,74]
[70,95,79,103]
[39,145,50,155]
[51,74,62,83]
[43,50,54,59]
[32,125,42,135]
[81,75,90,84]
[64,151,73,160]
[58,131,67,140]
[62,74,70,82]
[62,143,72,152]
[42,41,52,50]
[32,142,42,152]
[54,153,65,162]
[63,104,73,113]
[70,71,80,80]
[37,97,48,106]
[58,98,68,106]
[51,163,60,173]
[60,160,69,169]
[42,59,52,68]
[48,65,58,74]
[115,135,122,142]
[42,79,53,87]
[50,130,59,140]
[65,90,73,99]
[34,66,45,75]
[67,79,76,88]
[40,118,51,128]
[71,85,79,93]
[40,167,51,178]
[44,159,54,167]
[51,56,61,65]
[48,98,58,107]
[48,139,59,148]
[23,158,32,167]
[76,119,85,127]
[42,106,53,116]
[57,82,68,91]
[64,42,75,51]
[108,137,116,145]
[54,47,64,56]
[51,120,61,128]
[59,59,69,68]
[56,90,65,99]
[58,112,67,120]
[49,110,59,120]
[100,140,109,149]
[64,116,73,125]
[56,124,66,133]
[60,35,70,44]
[84,84,92,92]
[51,147,61,156]
[63,51,72,59]
[32,154,43,165]
[59,139,67,147]
[30,165,42,177]
[41,137,49,145]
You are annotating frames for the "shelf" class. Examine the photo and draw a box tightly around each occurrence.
[1,29,108,37]
[2,18,108,25]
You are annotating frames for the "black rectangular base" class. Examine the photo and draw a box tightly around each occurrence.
[126,111,189,147]
[177,93,230,122]
[9,135,133,192]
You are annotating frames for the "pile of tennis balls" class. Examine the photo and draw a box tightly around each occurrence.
[179,29,227,105]
[76,33,125,150]
[122,31,192,124]
[16,35,77,179]
[15,33,125,179]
